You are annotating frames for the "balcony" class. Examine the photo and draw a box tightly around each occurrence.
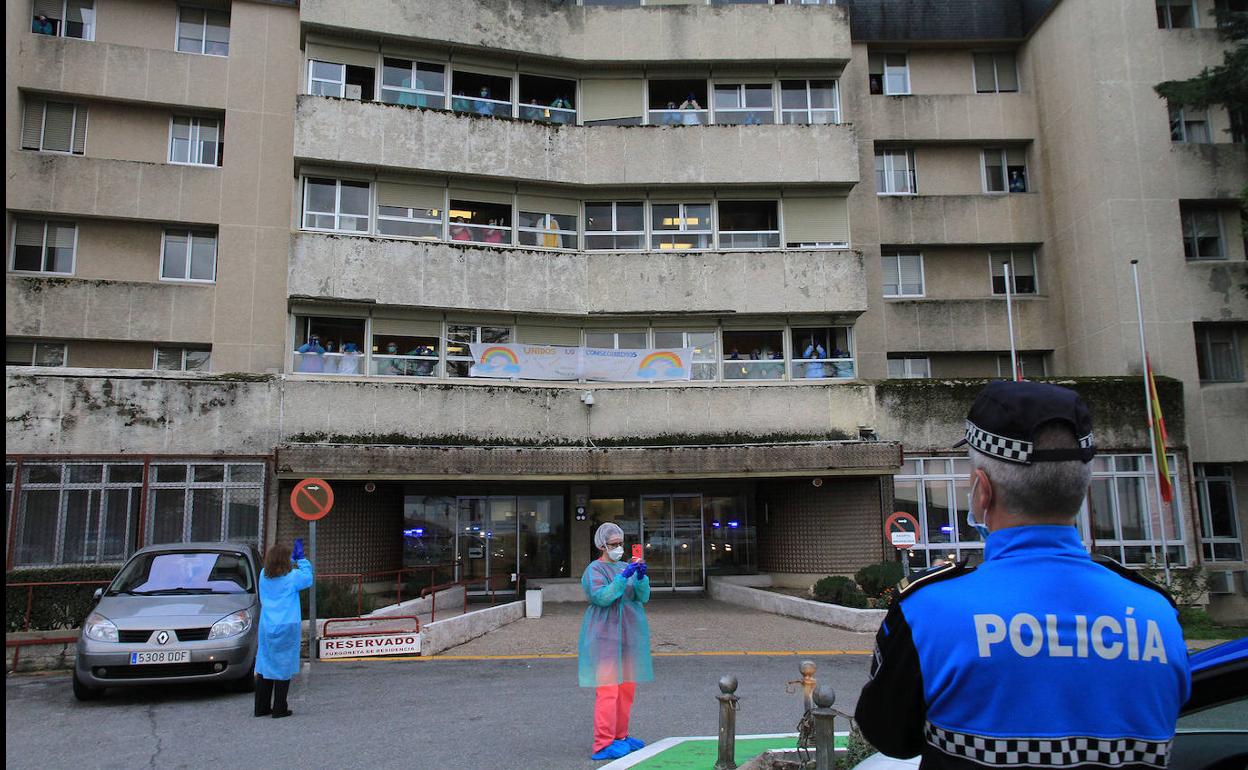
[866,93,1037,142]
[875,194,1044,245]
[6,276,215,344]
[13,35,228,110]
[882,296,1058,352]
[300,0,851,66]
[289,233,868,317]
[294,96,861,187]
[6,153,222,225]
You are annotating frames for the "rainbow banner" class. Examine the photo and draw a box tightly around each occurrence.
[468,343,693,382]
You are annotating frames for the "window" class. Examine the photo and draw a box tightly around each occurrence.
[881,252,924,297]
[887,356,930,378]
[790,327,854,379]
[585,202,645,250]
[653,330,718,380]
[713,83,774,125]
[990,250,1037,294]
[13,462,143,566]
[1181,205,1225,260]
[868,52,909,96]
[11,219,76,274]
[302,178,370,233]
[1085,455,1185,566]
[1169,103,1210,143]
[147,462,265,548]
[995,353,1047,379]
[160,230,217,282]
[585,330,648,349]
[1194,323,1245,383]
[169,116,223,166]
[446,324,512,377]
[449,199,512,245]
[176,6,229,56]
[380,57,445,108]
[377,202,443,240]
[780,80,839,124]
[875,149,916,195]
[293,316,367,374]
[451,70,513,118]
[648,79,708,125]
[6,340,66,367]
[717,201,780,249]
[21,100,87,154]
[1156,0,1197,28]
[1196,464,1242,561]
[518,211,578,249]
[983,148,1028,193]
[371,332,440,378]
[973,52,1019,93]
[155,347,211,371]
[894,458,978,568]
[722,329,785,380]
[651,203,713,250]
[518,74,577,125]
[31,0,94,40]
[308,60,374,101]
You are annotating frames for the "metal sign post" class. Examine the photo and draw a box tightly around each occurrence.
[308,519,316,659]
[290,478,334,661]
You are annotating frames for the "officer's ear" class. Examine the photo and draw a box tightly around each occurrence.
[972,468,993,513]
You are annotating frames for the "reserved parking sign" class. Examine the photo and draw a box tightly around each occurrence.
[319,632,422,659]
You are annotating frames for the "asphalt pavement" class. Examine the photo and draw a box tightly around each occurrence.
[6,653,871,770]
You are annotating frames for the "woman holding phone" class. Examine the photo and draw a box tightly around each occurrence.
[254,539,313,718]
[578,522,653,761]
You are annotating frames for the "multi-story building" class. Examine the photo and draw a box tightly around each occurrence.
[7,0,1246,620]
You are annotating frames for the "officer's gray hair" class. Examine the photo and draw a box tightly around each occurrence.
[968,423,1092,519]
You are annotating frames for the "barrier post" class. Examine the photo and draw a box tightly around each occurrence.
[714,675,740,770]
[811,686,837,770]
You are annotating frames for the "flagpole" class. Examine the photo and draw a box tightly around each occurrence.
[1131,259,1172,585]
[1004,263,1020,380]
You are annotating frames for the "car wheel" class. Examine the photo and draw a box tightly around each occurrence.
[72,672,103,701]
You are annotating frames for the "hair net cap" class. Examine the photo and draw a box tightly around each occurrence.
[594,522,624,550]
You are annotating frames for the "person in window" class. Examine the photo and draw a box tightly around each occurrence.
[32,13,55,35]
[803,341,828,379]
[475,86,494,117]
[662,101,679,125]
[410,344,436,376]
[1009,170,1027,193]
[451,217,472,242]
[484,218,506,245]
[337,342,362,375]
[383,342,406,376]
[678,94,702,125]
[544,216,563,249]
[452,90,469,113]
[295,334,325,373]
[552,94,573,110]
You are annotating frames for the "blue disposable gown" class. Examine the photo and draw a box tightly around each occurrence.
[578,559,653,688]
[255,558,314,680]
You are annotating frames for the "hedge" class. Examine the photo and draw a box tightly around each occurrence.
[812,575,869,609]
[6,565,121,632]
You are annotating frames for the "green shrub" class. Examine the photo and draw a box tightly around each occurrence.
[845,721,878,769]
[812,575,869,609]
[1137,563,1209,607]
[855,561,905,599]
[6,566,120,632]
[303,580,375,620]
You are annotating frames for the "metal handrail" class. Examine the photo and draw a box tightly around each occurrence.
[5,579,112,632]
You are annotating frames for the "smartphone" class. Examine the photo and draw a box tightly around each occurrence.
[632,544,644,562]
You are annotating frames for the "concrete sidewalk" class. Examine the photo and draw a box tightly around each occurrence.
[441,594,876,656]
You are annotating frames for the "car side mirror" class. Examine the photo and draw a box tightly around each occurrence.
[93,588,103,601]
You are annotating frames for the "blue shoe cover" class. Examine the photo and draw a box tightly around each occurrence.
[624,736,645,751]
[590,740,632,760]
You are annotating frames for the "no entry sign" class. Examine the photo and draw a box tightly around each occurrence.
[290,478,334,521]
[884,511,919,550]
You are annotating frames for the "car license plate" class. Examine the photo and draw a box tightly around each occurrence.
[130,650,190,665]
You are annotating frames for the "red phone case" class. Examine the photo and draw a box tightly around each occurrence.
[632,544,644,561]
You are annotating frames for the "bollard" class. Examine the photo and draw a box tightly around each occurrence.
[714,675,740,770]
[787,659,817,712]
[811,685,838,770]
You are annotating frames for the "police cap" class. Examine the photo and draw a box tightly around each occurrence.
[954,380,1095,465]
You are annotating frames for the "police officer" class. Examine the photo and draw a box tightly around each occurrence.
[855,381,1190,769]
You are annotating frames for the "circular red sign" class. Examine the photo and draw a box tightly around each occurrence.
[291,478,334,521]
[883,511,919,550]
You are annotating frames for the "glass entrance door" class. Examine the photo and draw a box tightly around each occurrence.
[641,494,704,589]
[457,497,488,589]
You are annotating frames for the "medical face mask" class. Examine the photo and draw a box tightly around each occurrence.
[606,545,624,562]
[966,476,990,540]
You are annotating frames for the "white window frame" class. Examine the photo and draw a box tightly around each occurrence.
[168,116,222,167]
[154,347,211,372]
[1157,0,1199,29]
[32,0,95,41]
[650,202,714,251]
[893,457,980,568]
[22,100,87,155]
[887,356,931,378]
[779,79,840,125]
[710,82,776,125]
[9,219,77,276]
[789,326,856,380]
[517,211,579,250]
[308,60,346,98]
[376,202,444,241]
[981,148,1028,194]
[1181,206,1226,260]
[972,52,1019,94]
[716,200,781,250]
[445,322,514,379]
[1169,104,1211,144]
[584,202,646,251]
[7,340,67,367]
[379,56,447,107]
[301,177,373,234]
[145,461,266,548]
[995,353,1047,378]
[870,52,911,96]
[651,329,719,381]
[175,5,229,57]
[159,230,217,283]
[875,149,917,195]
[989,249,1038,295]
[1195,464,1243,562]
[1194,324,1245,383]
[1083,454,1186,567]
[881,251,925,297]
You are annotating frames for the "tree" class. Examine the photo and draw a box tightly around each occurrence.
[1154,6,1247,141]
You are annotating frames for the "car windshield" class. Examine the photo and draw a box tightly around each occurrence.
[109,552,254,595]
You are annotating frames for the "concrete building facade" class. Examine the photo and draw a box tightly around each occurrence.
[6,0,1246,619]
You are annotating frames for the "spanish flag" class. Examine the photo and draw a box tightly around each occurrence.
[1146,357,1172,504]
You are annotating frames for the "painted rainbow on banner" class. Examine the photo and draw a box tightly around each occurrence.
[638,351,683,371]
[479,346,520,365]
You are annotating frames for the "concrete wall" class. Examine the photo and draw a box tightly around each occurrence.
[420,600,525,657]
[290,234,868,317]
[78,102,176,165]
[61,220,164,283]
[882,297,1058,353]
[294,96,861,187]
[867,93,1037,142]
[873,193,1045,246]
[707,576,885,633]
[300,0,852,65]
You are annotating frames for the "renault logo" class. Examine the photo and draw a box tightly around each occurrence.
[156,631,169,645]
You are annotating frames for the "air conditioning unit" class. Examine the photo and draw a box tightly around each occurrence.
[1207,570,1235,595]
[345,84,362,100]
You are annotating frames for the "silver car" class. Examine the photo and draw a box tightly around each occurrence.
[73,542,260,700]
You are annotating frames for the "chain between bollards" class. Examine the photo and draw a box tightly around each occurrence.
[715,675,740,770]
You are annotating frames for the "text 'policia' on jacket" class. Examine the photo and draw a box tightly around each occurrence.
[854,526,1191,770]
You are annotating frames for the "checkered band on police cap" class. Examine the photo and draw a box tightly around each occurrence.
[955,381,1096,465]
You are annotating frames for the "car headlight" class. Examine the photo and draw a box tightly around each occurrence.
[83,612,118,643]
[208,610,252,640]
